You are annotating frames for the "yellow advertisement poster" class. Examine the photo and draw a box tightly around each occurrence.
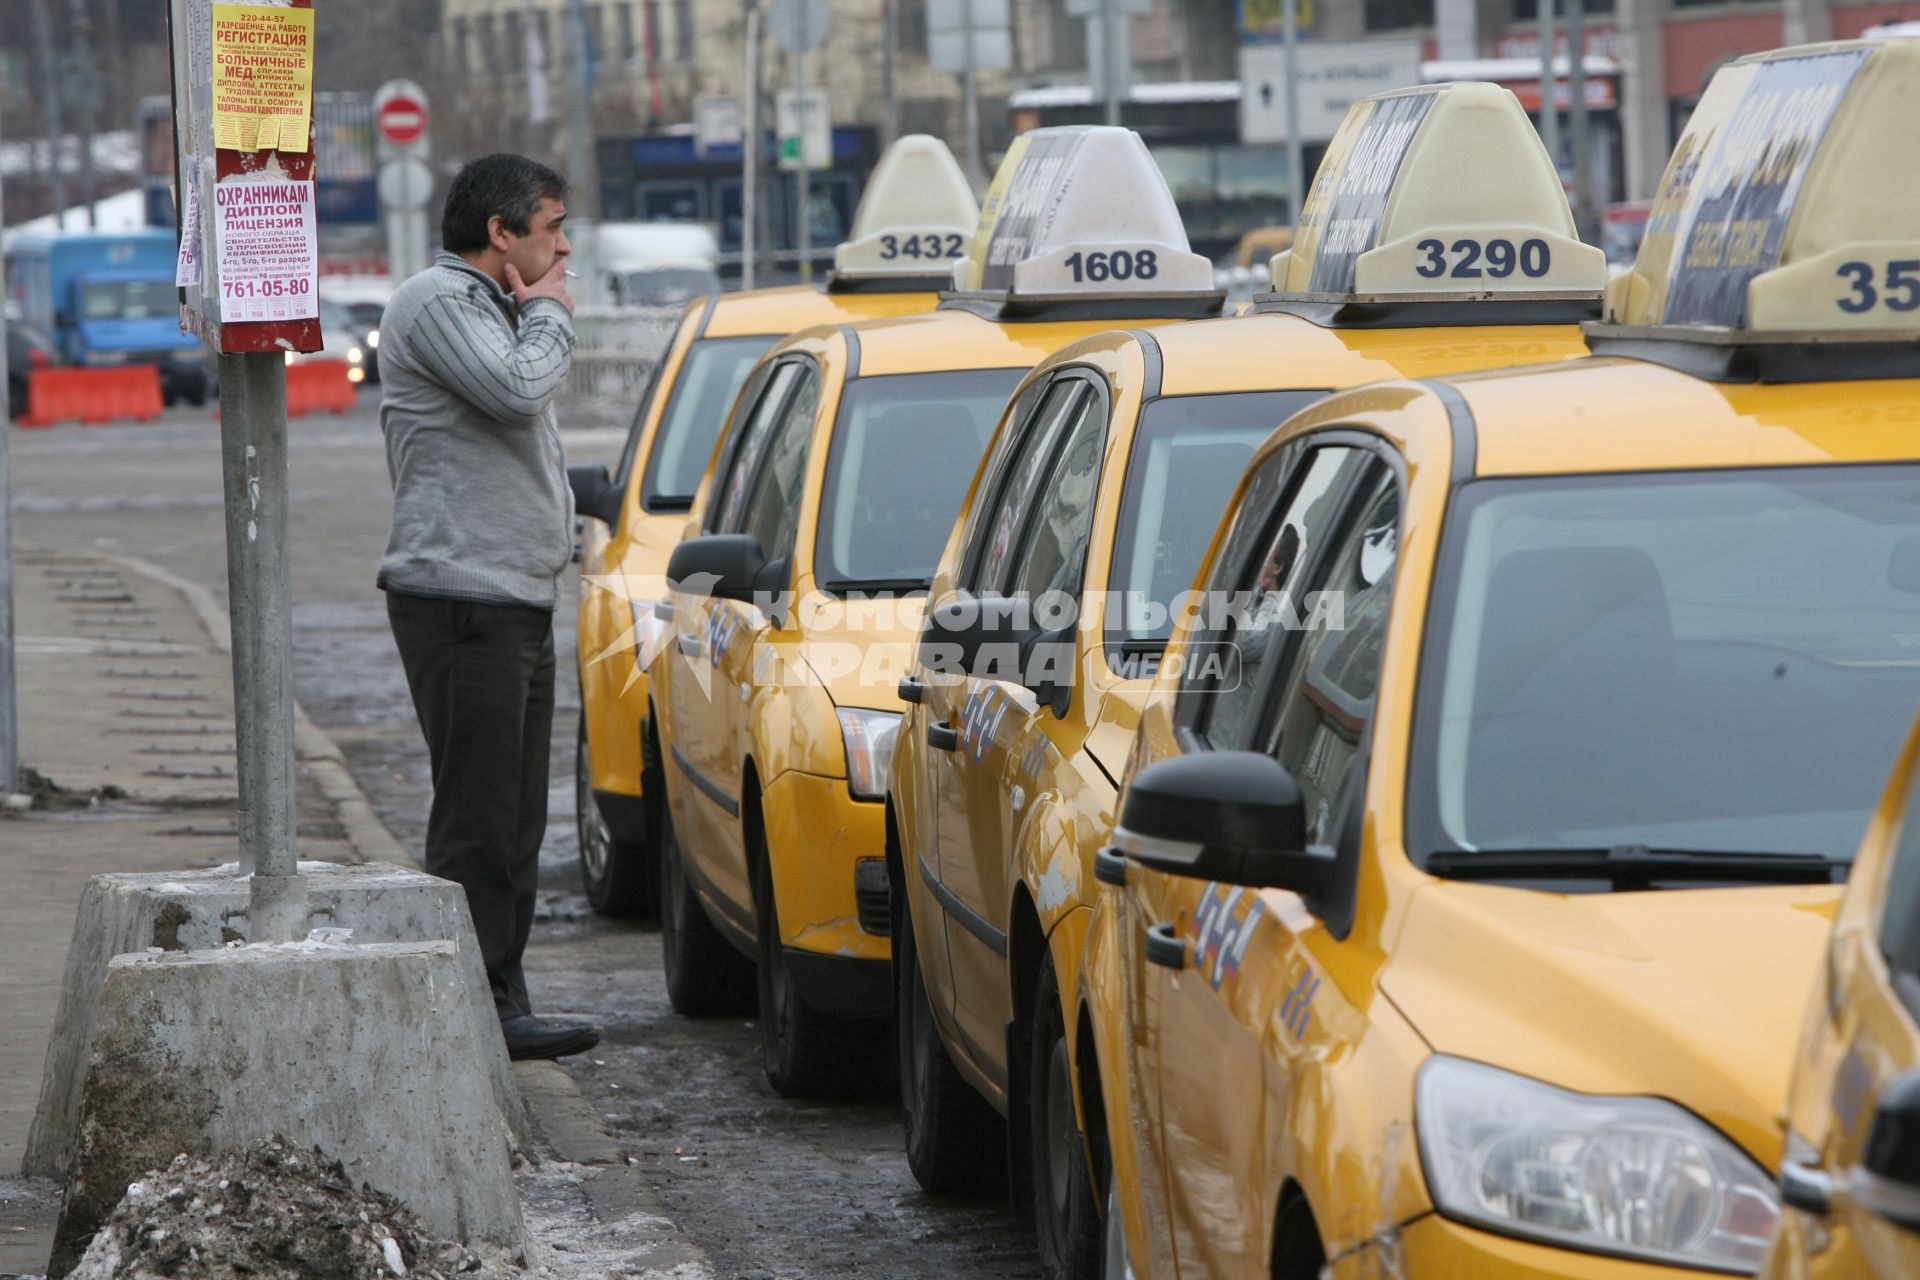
[211,3,315,153]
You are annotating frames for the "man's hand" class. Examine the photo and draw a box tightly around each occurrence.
[506,259,574,314]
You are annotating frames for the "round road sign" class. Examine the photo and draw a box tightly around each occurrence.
[376,96,428,147]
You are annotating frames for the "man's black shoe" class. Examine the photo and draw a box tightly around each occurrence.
[501,1014,602,1061]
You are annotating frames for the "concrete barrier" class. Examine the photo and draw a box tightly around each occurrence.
[48,940,524,1276]
[23,861,530,1182]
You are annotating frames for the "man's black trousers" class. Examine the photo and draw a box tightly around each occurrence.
[386,590,554,1020]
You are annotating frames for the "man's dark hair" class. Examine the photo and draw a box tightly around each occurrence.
[441,154,570,254]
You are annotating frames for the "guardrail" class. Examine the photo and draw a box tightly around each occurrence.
[563,305,682,404]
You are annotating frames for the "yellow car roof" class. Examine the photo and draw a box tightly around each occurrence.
[701,283,940,338]
[769,308,1162,378]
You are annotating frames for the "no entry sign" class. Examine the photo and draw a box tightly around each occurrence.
[376,95,427,147]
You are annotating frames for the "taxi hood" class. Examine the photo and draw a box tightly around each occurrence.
[795,591,927,714]
[1378,876,1841,1165]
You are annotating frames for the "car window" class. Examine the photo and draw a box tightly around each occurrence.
[645,335,781,509]
[1190,446,1362,752]
[973,382,1088,593]
[1881,788,1920,1013]
[736,368,820,557]
[1005,392,1104,603]
[1258,465,1399,845]
[813,368,1024,590]
[1107,391,1323,648]
[710,361,800,533]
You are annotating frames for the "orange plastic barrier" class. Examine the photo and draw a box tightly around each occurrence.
[285,360,358,417]
[17,366,164,428]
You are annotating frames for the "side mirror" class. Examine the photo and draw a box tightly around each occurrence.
[1114,752,1334,897]
[567,463,623,526]
[667,534,785,604]
[917,594,1028,680]
[1859,1067,1920,1230]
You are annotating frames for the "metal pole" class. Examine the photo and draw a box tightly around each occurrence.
[795,34,811,282]
[1283,0,1301,237]
[70,0,99,227]
[30,0,65,225]
[1567,0,1596,243]
[1538,0,1560,194]
[962,0,979,189]
[1101,0,1120,127]
[565,0,600,298]
[743,4,760,290]
[219,352,305,940]
[882,0,897,148]
[0,92,18,796]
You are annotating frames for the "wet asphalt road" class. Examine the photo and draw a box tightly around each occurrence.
[8,397,1041,1279]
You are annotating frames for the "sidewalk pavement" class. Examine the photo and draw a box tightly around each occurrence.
[0,545,708,1278]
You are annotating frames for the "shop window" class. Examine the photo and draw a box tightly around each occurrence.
[1512,0,1615,18]
[1365,0,1434,30]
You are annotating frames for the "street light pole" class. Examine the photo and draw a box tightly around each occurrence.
[0,92,18,796]
[1101,0,1120,127]
[30,0,66,224]
[743,3,760,290]
[1284,0,1301,237]
[795,37,810,281]
[1538,0,1560,191]
[962,0,979,189]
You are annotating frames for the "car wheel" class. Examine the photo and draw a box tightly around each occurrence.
[897,889,1004,1193]
[575,718,658,920]
[1103,1167,1135,1280]
[659,803,755,1017]
[1030,957,1102,1279]
[751,827,889,1098]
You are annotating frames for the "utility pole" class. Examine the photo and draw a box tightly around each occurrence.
[744,3,760,290]
[1538,0,1560,195]
[565,0,600,300]
[30,0,65,225]
[1567,0,1597,243]
[0,91,17,797]
[795,42,810,281]
[1283,0,1301,237]
[882,0,897,147]
[962,0,979,187]
[69,0,99,226]
[1101,0,1120,127]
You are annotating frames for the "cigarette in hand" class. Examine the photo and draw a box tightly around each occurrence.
[564,270,579,279]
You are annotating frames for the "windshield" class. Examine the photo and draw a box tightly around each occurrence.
[641,335,777,510]
[81,280,177,321]
[1107,390,1323,646]
[814,369,1025,589]
[1411,466,1920,868]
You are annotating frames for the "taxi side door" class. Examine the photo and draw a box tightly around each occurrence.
[921,375,1100,1074]
[1120,441,1397,1277]
[664,359,802,905]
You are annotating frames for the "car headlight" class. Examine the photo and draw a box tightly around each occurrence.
[837,709,900,801]
[346,345,363,364]
[365,328,379,350]
[1416,1056,1777,1272]
[347,366,365,384]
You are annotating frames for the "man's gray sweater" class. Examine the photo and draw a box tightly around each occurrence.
[377,252,575,610]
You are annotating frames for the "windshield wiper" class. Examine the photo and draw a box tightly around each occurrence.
[819,577,929,596]
[1426,844,1847,886]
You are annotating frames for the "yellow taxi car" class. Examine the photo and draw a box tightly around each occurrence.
[646,125,1230,1096]
[567,135,977,917]
[1763,719,1920,1279]
[887,80,1604,1265]
[1082,39,1920,1278]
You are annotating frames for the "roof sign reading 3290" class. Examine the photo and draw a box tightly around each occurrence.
[1604,38,1920,336]
[1269,82,1604,301]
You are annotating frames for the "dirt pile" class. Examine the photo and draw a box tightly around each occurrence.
[68,1136,512,1280]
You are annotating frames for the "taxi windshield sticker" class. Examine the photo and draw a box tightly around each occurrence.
[1302,91,1436,294]
[967,132,1090,292]
[1661,49,1868,326]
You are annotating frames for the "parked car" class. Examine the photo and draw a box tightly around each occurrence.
[7,318,60,420]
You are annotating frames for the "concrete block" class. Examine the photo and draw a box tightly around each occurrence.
[49,940,524,1276]
[23,862,528,1181]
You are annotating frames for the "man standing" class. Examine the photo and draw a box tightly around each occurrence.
[377,153,600,1061]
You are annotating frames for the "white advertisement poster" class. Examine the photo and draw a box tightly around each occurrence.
[212,175,319,323]
[1241,40,1424,145]
[174,161,204,288]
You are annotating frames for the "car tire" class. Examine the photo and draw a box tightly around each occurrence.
[897,892,1005,1194]
[576,718,659,921]
[1030,957,1102,1279]
[751,834,889,1098]
[659,803,755,1017]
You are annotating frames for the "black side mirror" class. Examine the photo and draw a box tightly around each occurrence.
[567,463,623,526]
[918,594,1027,679]
[1114,752,1334,898]
[1859,1067,1920,1230]
[667,534,787,605]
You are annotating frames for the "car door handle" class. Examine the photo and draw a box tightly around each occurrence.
[1778,1158,1833,1215]
[1094,846,1128,887]
[653,599,674,622]
[1145,923,1186,970]
[677,634,702,658]
[898,675,925,705]
[928,721,959,752]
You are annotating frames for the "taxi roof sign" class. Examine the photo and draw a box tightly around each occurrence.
[949,126,1219,302]
[1602,40,1920,340]
[1267,82,1604,303]
[832,134,979,281]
